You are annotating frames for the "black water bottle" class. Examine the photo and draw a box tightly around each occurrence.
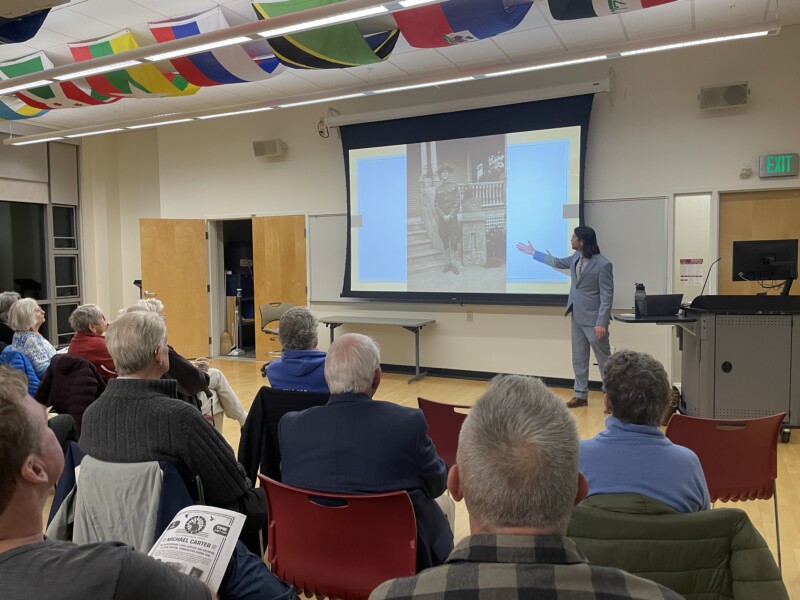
[634,283,647,318]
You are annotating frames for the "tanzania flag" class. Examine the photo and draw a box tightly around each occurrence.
[253,1,398,69]
[0,52,119,109]
[393,0,532,48]
[0,99,46,121]
[548,0,677,21]
[69,30,199,98]
[0,8,50,44]
[149,8,284,86]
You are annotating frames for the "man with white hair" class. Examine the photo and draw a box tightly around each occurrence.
[279,333,453,570]
[370,375,682,600]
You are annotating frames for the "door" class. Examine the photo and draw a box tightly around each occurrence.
[140,218,209,358]
[252,215,308,358]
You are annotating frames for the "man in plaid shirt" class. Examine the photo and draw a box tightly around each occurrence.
[370,375,683,600]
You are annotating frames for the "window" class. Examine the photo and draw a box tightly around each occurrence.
[0,201,47,299]
[54,255,79,298]
[56,303,78,346]
[52,205,77,249]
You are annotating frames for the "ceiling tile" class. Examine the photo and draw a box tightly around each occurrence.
[621,1,694,40]
[130,0,218,18]
[23,27,79,51]
[0,43,36,62]
[43,7,114,40]
[433,38,510,66]
[288,68,365,90]
[388,49,457,75]
[491,26,565,59]
[349,60,412,83]
[694,0,769,23]
[70,0,164,30]
[552,17,628,51]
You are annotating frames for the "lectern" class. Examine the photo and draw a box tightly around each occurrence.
[680,295,800,440]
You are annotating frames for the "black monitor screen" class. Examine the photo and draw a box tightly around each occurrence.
[732,239,798,281]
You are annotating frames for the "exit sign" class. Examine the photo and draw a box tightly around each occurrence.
[759,153,799,178]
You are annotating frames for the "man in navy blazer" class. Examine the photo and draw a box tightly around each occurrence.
[517,226,614,408]
[278,333,453,570]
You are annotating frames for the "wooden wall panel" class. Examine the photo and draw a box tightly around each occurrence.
[718,189,800,295]
[252,215,308,358]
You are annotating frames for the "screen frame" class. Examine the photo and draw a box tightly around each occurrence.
[339,94,596,306]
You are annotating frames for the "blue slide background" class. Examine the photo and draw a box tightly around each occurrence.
[356,154,407,282]
[505,139,571,284]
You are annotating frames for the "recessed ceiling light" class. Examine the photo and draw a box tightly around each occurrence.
[198,106,275,120]
[145,37,253,62]
[279,93,365,108]
[127,118,195,129]
[53,60,142,81]
[0,79,53,94]
[258,7,388,38]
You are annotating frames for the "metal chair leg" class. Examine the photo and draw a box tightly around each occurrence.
[774,482,781,572]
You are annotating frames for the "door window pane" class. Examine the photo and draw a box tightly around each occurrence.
[53,205,77,249]
[0,201,47,299]
[56,303,78,345]
[54,255,79,298]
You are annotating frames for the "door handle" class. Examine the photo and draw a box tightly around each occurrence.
[144,290,157,297]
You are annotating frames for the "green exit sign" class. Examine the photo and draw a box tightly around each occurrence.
[759,153,799,178]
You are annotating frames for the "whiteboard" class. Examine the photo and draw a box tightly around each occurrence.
[585,197,668,309]
[308,213,348,302]
[309,199,669,308]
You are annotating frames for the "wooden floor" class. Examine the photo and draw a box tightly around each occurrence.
[211,357,800,598]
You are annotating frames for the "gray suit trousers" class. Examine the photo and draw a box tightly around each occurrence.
[571,317,611,399]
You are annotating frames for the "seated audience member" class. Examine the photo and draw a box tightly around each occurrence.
[79,311,266,538]
[9,298,55,378]
[0,365,213,600]
[371,375,682,600]
[67,304,117,379]
[0,291,20,345]
[580,350,710,513]
[266,307,328,393]
[126,299,248,427]
[279,333,452,570]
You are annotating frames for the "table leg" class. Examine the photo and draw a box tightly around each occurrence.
[403,325,427,384]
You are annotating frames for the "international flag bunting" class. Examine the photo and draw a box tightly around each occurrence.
[0,52,119,110]
[149,8,284,87]
[547,0,677,21]
[68,31,199,98]
[0,98,46,121]
[0,8,50,44]
[253,1,398,69]
[393,0,532,48]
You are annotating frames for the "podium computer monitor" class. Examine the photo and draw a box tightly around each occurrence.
[732,239,798,282]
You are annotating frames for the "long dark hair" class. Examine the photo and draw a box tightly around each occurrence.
[574,226,600,258]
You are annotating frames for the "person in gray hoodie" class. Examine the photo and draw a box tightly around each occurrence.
[266,307,328,393]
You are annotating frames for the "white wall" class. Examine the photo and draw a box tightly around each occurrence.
[81,25,800,382]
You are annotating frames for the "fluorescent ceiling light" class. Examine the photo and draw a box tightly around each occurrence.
[399,0,439,6]
[279,92,365,108]
[0,79,53,94]
[127,118,194,129]
[258,6,388,38]
[12,136,64,145]
[145,36,253,62]
[198,106,274,120]
[375,76,475,94]
[486,55,608,78]
[65,128,124,138]
[620,30,769,56]
[54,60,142,81]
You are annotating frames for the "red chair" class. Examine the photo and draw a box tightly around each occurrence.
[665,412,787,569]
[417,397,470,467]
[259,475,417,600]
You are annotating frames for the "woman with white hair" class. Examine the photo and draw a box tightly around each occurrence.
[9,297,55,377]
[0,291,20,346]
[125,299,248,428]
[67,304,116,379]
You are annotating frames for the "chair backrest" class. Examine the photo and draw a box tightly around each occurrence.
[259,302,294,334]
[665,412,786,502]
[568,494,787,599]
[417,397,469,467]
[244,386,330,481]
[34,353,106,429]
[260,475,417,600]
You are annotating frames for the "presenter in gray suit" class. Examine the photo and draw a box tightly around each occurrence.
[517,226,613,408]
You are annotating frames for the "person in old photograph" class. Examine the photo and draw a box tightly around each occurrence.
[434,163,461,275]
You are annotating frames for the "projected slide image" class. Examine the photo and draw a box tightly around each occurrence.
[407,136,507,293]
[348,125,581,297]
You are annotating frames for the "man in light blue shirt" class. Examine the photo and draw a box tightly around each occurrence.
[579,350,710,513]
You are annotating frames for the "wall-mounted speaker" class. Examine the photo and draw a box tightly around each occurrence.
[253,138,288,157]
[699,82,749,110]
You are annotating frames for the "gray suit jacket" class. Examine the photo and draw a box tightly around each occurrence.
[534,250,614,327]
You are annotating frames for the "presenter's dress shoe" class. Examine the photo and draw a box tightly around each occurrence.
[443,264,451,273]
[566,397,588,408]
[451,264,459,275]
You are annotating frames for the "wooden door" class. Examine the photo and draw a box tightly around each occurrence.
[718,189,800,295]
[140,218,210,358]
[252,215,308,358]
